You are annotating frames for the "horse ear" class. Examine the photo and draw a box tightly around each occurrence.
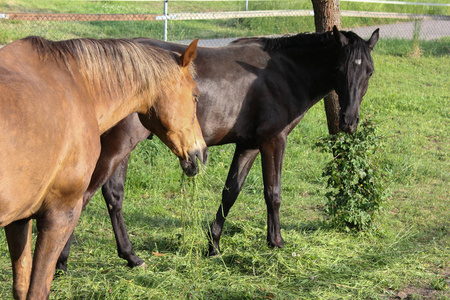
[179,38,199,67]
[333,25,349,47]
[367,28,380,50]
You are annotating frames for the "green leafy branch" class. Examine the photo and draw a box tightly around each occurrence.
[317,117,390,232]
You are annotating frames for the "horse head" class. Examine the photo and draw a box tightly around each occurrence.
[332,26,379,133]
[139,39,207,177]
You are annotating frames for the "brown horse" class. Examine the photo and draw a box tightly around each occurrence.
[0,36,206,299]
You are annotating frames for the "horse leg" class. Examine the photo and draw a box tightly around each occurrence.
[102,155,145,268]
[55,155,112,273]
[56,116,150,272]
[208,146,259,256]
[27,198,83,299]
[55,138,128,273]
[83,114,151,208]
[55,233,73,273]
[260,135,287,249]
[5,219,33,300]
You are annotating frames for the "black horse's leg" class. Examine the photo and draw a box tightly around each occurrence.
[55,233,73,273]
[208,146,259,256]
[260,135,287,249]
[102,154,145,268]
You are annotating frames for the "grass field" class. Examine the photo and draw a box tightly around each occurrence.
[0,1,449,299]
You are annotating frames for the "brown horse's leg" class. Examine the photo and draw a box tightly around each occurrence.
[208,146,259,256]
[260,135,287,249]
[5,219,33,300]
[27,198,83,299]
[102,155,145,268]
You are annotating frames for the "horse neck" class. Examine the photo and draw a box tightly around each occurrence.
[268,34,338,104]
[87,82,152,135]
[36,37,177,136]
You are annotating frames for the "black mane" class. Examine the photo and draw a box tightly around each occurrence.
[231,30,366,54]
[263,32,336,52]
[231,31,337,52]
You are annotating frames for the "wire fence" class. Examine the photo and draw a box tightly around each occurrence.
[0,0,449,48]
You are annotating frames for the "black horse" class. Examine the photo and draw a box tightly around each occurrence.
[57,26,379,270]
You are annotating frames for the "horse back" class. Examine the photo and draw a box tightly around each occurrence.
[136,38,312,146]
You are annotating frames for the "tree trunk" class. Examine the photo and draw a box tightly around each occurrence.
[311,0,341,135]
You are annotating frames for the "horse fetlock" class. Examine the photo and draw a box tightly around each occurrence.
[207,226,222,256]
[208,242,221,257]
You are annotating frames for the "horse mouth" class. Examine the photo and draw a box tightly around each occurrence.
[339,122,358,134]
[339,115,360,134]
[179,147,208,177]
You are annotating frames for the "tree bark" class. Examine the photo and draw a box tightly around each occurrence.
[311,0,342,135]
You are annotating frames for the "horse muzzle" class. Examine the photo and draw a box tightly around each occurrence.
[179,146,208,177]
[339,114,360,134]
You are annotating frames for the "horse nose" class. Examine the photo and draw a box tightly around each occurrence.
[340,114,359,133]
[180,146,208,177]
[180,156,198,177]
[192,146,208,168]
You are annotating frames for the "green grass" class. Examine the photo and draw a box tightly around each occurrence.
[0,37,448,299]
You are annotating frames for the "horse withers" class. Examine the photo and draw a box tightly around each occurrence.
[0,37,205,299]
[56,26,379,270]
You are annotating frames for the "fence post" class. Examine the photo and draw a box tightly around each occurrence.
[245,0,249,11]
[164,0,168,41]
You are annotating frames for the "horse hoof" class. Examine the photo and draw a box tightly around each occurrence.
[54,269,67,278]
[136,262,147,269]
[127,259,146,269]
[268,240,284,249]
[207,246,220,257]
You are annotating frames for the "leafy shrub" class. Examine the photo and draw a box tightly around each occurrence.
[317,118,389,231]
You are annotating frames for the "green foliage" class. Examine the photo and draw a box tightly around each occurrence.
[317,118,389,231]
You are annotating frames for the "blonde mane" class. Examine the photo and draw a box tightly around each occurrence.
[24,36,183,101]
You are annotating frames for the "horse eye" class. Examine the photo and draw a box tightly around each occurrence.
[193,94,199,102]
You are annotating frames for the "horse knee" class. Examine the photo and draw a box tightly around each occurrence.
[264,188,281,210]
